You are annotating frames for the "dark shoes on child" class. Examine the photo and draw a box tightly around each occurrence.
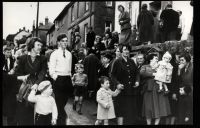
[73,102,82,115]
[157,89,170,95]
[73,103,76,111]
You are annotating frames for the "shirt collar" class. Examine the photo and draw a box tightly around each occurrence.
[28,52,40,56]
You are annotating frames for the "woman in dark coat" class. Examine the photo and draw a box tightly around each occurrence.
[118,5,132,45]
[165,53,179,125]
[111,44,140,125]
[140,53,171,125]
[15,37,47,125]
[137,4,154,44]
[84,48,101,99]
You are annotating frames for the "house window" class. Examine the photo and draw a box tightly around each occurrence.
[85,2,89,11]
[84,24,88,42]
[106,1,112,7]
[77,2,79,18]
[71,5,75,22]
[55,21,59,29]
[105,21,112,32]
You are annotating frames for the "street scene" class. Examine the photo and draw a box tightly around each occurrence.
[3,1,193,126]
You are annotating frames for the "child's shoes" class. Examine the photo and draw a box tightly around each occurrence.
[73,103,76,111]
[164,90,170,95]
[157,88,164,93]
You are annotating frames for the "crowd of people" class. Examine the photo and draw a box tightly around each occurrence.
[3,3,193,126]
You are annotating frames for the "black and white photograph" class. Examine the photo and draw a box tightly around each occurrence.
[3,1,193,125]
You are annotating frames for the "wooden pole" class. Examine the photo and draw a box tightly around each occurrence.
[36,2,39,37]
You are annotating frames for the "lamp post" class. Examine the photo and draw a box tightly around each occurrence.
[36,2,39,37]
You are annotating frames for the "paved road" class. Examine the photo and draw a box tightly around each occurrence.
[65,98,97,125]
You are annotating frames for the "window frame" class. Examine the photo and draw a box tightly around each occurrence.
[105,21,112,32]
[71,5,75,22]
[84,23,88,42]
[85,2,89,11]
[106,1,112,7]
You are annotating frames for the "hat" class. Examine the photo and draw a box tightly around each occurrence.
[19,44,26,49]
[163,51,172,59]
[103,53,113,60]
[38,80,51,92]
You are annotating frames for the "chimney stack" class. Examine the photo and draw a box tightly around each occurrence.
[45,17,49,25]
[23,27,25,31]
[39,22,43,26]
[33,20,35,30]
[19,28,21,32]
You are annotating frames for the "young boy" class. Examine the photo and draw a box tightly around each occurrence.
[95,76,124,125]
[72,63,88,114]
[28,80,58,125]
[177,86,193,124]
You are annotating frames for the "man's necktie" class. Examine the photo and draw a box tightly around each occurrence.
[63,50,66,58]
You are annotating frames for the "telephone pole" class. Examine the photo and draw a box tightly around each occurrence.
[36,2,39,37]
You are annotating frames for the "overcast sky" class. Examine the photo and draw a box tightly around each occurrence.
[3,2,69,39]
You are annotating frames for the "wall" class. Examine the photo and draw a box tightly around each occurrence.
[94,2,115,36]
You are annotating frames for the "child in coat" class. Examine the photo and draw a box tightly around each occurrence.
[154,51,173,93]
[177,86,193,124]
[95,76,124,125]
[28,80,58,125]
[72,63,88,114]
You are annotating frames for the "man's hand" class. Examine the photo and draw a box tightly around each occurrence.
[52,74,58,81]
[185,117,189,122]
[51,119,57,125]
[133,82,139,88]
[172,94,177,101]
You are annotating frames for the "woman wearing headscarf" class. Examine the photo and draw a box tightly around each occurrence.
[118,5,132,45]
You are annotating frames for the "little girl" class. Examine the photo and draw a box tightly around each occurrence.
[154,51,173,93]
[28,80,58,125]
[95,76,123,125]
[72,63,88,114]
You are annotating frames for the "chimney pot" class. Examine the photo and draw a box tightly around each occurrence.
[45,17,49,25]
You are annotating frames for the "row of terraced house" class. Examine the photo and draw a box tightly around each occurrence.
[45,1,193,47]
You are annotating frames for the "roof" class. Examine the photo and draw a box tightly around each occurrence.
[6,34,16,42]
[39,22,54,30]
[46,24,55,35]
[15,30,30,37]
[54,2,74,22]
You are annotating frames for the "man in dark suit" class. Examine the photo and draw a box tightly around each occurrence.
[3,46,18,125]
[3,47,15,74]
[160,3,179,43]
[86,26,96,49]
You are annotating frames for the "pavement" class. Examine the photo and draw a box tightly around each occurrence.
[65,97,97,125]
[3,97,118,126]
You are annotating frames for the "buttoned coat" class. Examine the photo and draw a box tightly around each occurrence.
[96,88,118,120]
[111,57,140,96]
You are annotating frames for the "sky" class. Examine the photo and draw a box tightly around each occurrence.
[3,2,69,39]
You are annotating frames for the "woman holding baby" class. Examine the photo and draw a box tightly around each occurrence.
[140,53,171,125]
